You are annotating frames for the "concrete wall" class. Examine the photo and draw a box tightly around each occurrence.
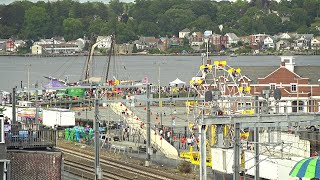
[211,147,304,180]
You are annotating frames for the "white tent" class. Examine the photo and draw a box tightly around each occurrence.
[169,78,186,86]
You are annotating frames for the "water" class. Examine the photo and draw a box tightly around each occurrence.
[0,55,319,91]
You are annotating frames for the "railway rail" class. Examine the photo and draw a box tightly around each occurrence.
[58,146,184,180]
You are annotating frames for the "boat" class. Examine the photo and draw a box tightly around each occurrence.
[230,53,237,57]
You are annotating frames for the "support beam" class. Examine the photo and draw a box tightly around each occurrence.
[94,98,102,179]
[200,124,207,180]
[145,84,151,166]
[233,123,240,180]
[254,96,259,180]
[12,88,16,124]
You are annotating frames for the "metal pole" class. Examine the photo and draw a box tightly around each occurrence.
[145,84,151,166]
[158,64,161,107]
[27,64,30,102]
[35,90,39,124]
[200,124,207,180]
[233,123,240,180]
[12,88,16,124]
[94,98,102,179]
[254,96,259,180]
[160,112,163,129]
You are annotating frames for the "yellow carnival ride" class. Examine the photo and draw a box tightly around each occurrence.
[180,58,252,166]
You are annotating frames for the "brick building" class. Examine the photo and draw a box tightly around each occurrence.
[240,56,320,113]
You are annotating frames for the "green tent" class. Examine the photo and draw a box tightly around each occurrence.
[67,88,85,97]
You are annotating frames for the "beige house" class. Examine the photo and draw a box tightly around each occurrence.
[31,45,43,55]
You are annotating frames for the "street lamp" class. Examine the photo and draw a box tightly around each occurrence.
[154,61,166,107]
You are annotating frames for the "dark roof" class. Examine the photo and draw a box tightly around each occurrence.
[238,66,320,84]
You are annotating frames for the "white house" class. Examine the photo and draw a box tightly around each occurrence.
[263,36,275,49]
[96,36,112,49]
[179,28,190,39]
[225,33,240,47]
[279,32,291,39]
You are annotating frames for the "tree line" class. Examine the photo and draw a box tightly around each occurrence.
[0,0,319,44]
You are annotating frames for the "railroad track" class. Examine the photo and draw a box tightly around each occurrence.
[59,147,182,180]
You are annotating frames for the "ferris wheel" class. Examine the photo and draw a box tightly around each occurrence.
[186,59,252,135]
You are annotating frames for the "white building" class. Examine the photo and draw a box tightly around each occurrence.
[225,33,240,47]
[179,28,191,39]
[263,36,275,49]
[96,36,112,49]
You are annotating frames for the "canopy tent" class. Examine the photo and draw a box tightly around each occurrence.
[44,80,67,89]
[169,78,186,86]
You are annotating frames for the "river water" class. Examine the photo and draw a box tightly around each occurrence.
[0,55,319,91]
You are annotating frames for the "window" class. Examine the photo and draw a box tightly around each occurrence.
[238,102,252,111]
[291,84,297,92]
[241,83,248,88]
[270,83,276,90]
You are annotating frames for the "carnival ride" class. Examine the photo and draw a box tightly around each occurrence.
[181,58,252,166]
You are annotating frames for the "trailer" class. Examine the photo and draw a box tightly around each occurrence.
[42,108,75,128]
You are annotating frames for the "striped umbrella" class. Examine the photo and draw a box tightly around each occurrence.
[289,156,320,179]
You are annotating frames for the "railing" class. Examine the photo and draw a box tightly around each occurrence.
[5,127,56,149]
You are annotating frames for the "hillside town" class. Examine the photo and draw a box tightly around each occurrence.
[1,30,320,56]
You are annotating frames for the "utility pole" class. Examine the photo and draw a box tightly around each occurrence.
[233,123,240,180]
[254,96,259,180]
[94,98,102,179]
[145,84,151,166]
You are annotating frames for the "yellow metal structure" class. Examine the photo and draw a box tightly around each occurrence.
[180,144,212,167]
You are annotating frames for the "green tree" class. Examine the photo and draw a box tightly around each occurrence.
[63,18,84,41]
[164,8,196,35]
[109,0,124,15]
[138,21,159,36]
[24,6,50,39]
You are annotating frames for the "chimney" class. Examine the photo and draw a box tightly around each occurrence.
[280,56,295,72]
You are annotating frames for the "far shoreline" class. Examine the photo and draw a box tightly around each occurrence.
[0,52,319,57]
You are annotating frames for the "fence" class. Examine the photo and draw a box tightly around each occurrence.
[5,127,56,149]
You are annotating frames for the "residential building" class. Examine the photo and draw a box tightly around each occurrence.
[190,32,204,50]
[179,28,191,39]
[279,32,292,40]
[96,36,112,49]
[31,45,43,55]
[209,34,228,51]
[38,43,81,54]
[250,34,268,48]
[6,39,15,52]
[263,36,275,49]
[276,40,290,51]
[311,37,320,50]
[34,38,65,46]
[225,33,240,47]
[66,38,86,50]
[294,34,313,49]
